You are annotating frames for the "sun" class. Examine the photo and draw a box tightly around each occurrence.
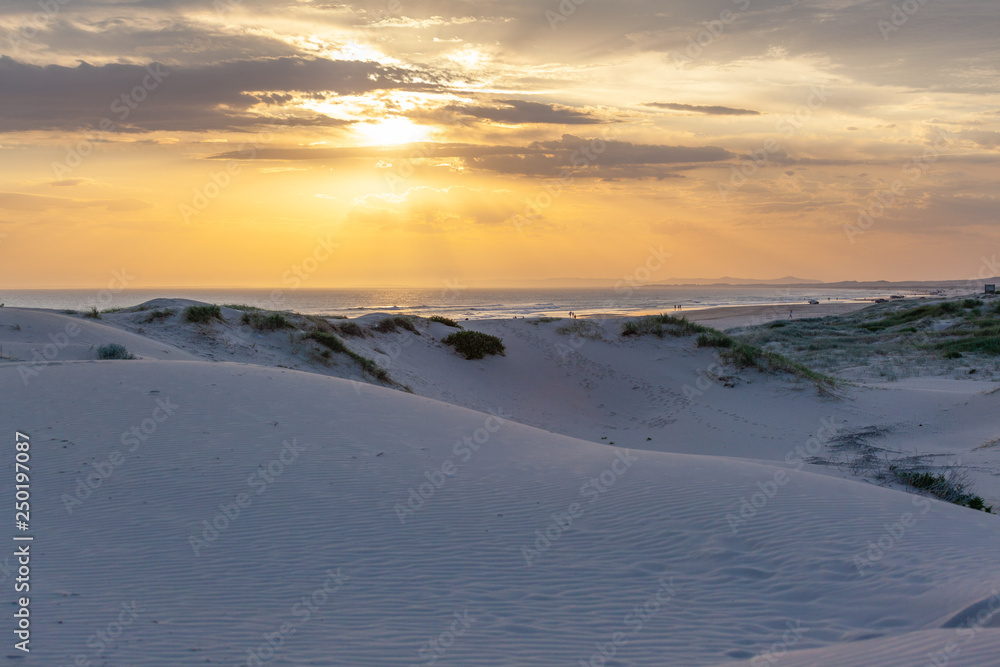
[356,116,432,146]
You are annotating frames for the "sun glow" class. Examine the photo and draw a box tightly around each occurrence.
[356,116,433,146]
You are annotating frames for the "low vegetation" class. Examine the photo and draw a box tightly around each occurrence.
[859,301,964,332]
[223,304,262,312]
[829,427,992,513]
[334,321,366,337]
[304,330,390,382]
[83,307,101,319]
[142,309,175,323]
[373,316,419,335]
[621,314,711,338]
[696,331,732,348]
[731,296,1000,381]
[97,343,135,360]
[428,315,462,328]
[442,331,506,360]
[892,468,993,513]
[557,320,605,340]
[623,314,836,388]
[241,311,293,332]
[183,304,223,324]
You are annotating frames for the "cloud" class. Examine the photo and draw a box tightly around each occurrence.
[0,192,151,211]
[645,103,760,116]
[444,99,604,124]
[0,56,438,132]
[960,130,1000,149]
[207,133,732,178]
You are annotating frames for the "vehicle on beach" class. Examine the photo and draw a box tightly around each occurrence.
[807,299,819,304]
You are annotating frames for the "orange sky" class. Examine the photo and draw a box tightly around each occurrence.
[1,0,998,288]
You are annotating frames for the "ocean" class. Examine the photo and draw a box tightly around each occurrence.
[0,286,914,320]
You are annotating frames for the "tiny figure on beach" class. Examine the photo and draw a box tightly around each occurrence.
[789,309,793,320]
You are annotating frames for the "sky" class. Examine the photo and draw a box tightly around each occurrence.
[0,0,998,288]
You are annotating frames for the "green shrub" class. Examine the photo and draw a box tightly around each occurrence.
[428,315,462,328]
[967,497,993,512]
[83,307,101,319]
[101,307,126,314]
[943,350,963,359]
[97,343,135,360]
[184,305,223,324]
[442,331,505,360]
[373,316,419,334]
[241,311,293,332]
[961,298,982,309]
[142,309,175,323]
[223,304,262,311]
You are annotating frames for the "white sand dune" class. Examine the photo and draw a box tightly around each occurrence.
[1,305,998,665]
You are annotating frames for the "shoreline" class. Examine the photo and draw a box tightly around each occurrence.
[583,301,873,329]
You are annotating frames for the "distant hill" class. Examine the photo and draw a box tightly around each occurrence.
[647,277,1000,289]
[647,276,818,286]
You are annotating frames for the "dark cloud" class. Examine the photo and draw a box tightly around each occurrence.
[645,103,760,116]
[207,133,731,178]
[0,56,437,132]
[444,99,603,124]
[2,16,302,66]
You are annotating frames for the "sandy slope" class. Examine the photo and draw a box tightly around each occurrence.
[1,305,998,665]
[1,360,999,666]
[7,304,999,504]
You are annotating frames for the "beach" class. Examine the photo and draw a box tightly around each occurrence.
[0,299,997,665]
[602,300,874,329]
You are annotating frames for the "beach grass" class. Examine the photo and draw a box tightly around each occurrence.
[428,315,462,328]
[142,309,175,323]
[730,296,1000,380]
[373,316,419,335]
[183,304,223,324]
[304,330,390,381]
[621,314,712,338]
[241,311,294,332]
